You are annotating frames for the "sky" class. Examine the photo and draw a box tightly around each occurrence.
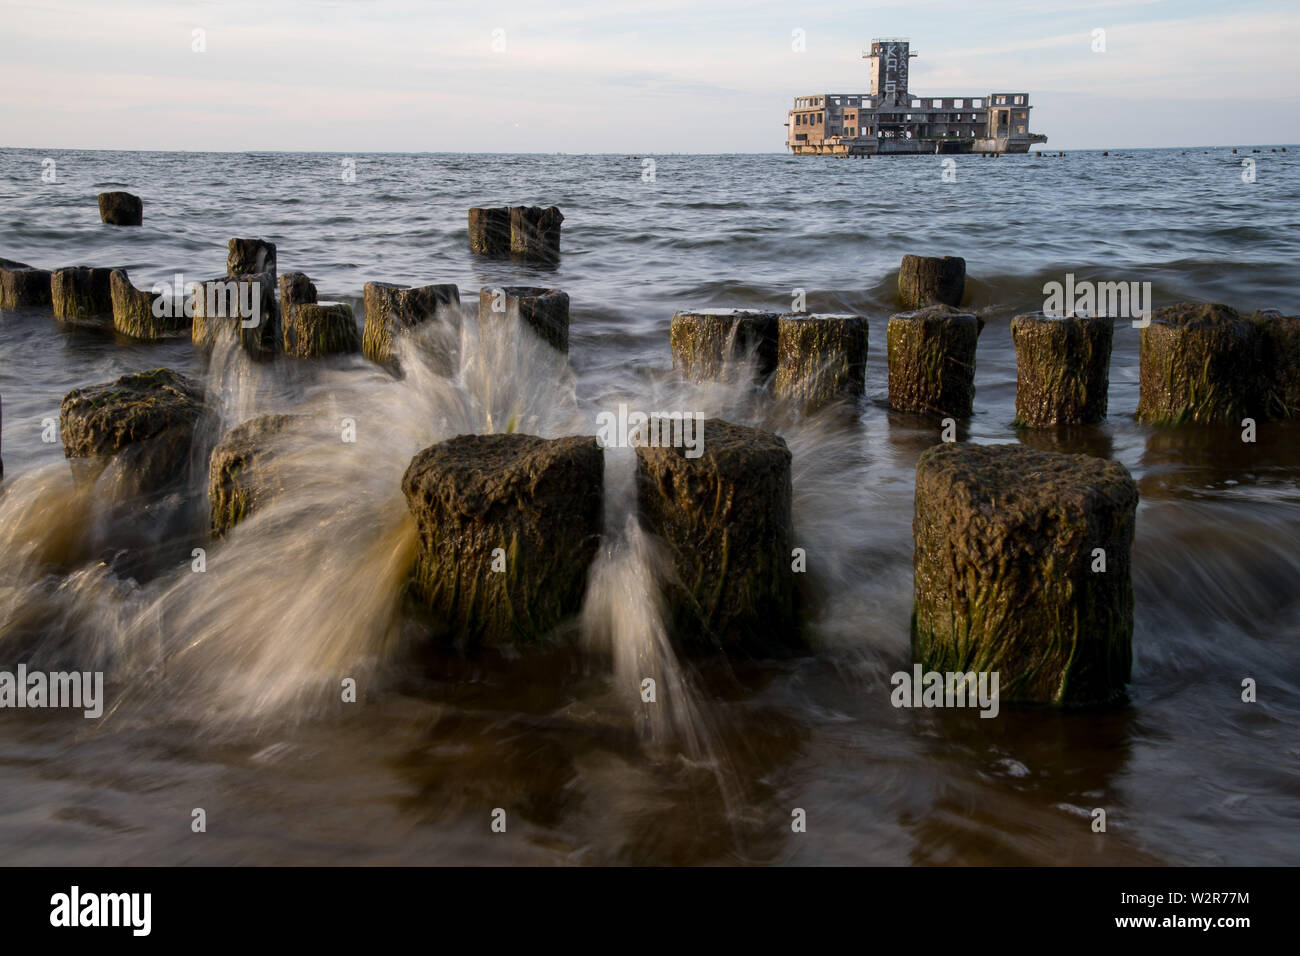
[1,0,1297,152]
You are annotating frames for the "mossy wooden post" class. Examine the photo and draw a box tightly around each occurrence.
[509,205,563,261]
[59,368,210,495]
[468,207,511,256]
[887,305,984,417]
[401,434,603,647]
[109,269,189,339]
[280,272,316,312]
[898,254,965,309]
[283,302,360,357]
[635,419,797,653]
[97,191,142,226]
[478,286,569,352]
[1010,312,1114,426]
[192,274,281,359]
[669,309,780,383]
[51,266,115,321]
[773,313,868,410]
[912,443,1138,706]
[1251,310,1300,420]
[1136,303,1261,425]
[0,264,53,310]
[209,414,305,536]
[226,238,277,279]
[363,281,461,367]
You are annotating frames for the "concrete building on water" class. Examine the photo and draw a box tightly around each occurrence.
[786,39,1048,155]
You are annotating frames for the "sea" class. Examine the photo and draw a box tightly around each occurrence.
[0,146,1297,864]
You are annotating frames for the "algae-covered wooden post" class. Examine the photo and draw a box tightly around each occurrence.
[912,442,1137,706]
[1010,312,1113,426]
[98,191,142,226]
[773,313,868,411]
[887,305,983,417]
[669,309,780,383]
[635,419,797,653]
[1137,303,1260,425]
[898,254,966,309]
[109,269,190,340]
[401,434,604,647]
[478,286,569,352]
[283,302,361,358]
[1251,310,1300,420]
[468,207,511,256]
[51,267,115,322]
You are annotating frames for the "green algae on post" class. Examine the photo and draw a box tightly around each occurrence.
[912,442,1137,707]
[283,302,361,358]
[887,304,984,417]
[363,281,460,370]
[208,414,306,536]
[669,309,780,383]
[1136,302,1260,425]
[59,367,209,495]
[634,418,798,654]
[1010,312,1114,426]
[773,313,868,411]
[401,433,603,648]
[898,254,966,309]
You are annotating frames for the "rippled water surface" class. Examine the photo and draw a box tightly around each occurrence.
[0,148,1298,865]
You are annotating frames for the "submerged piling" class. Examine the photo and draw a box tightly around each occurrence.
[912,442,1137,706]
[478,286,569,352]
[401,433,604,647]
[192,274,281,359]
[1011,312,1114,426]
[97,191,142,226]
[887,304,984,417]
[669,309,780,383]
[109,269,189,339]
[51,266,115,321]
[468,207,511,256]
[898,254,966,309]
[509,205,564,262]
[364,281,461,368]
[635,418,796,653]
[283,302,361,358]
[0,262,52,310]
[1136,303,1260,425]
[773,313,868,410]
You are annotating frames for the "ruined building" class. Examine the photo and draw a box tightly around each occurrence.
[786,39,1048,155]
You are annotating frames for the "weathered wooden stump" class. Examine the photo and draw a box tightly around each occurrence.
[912,442,1137,706]
[509,205,564,261]
[60,368,210,495]
[226,238,277,278]
[773,313,868,410]
[478,286,569,352]
[401,433,604,647]
[363,281,461,367]
[1010,312,1114,426]
[1137,303,1260,425]
[97,191,142,226]
[669,309,780,383]
[468,207,511,256]
[635,419,797,653]
[51,266,115,321]
[208,413,305,535]
[898,254,966,309]
[109,269,189,339]
[887,305,984,417]
[192,274,281,359]
[0,263,53,310]
[283,302,360,357]
[1251,310,1300,420]
[279,272,317,316]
